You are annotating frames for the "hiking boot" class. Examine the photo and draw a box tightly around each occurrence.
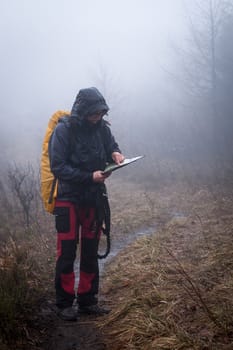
[57,306,78,321]
[78,304,110,316]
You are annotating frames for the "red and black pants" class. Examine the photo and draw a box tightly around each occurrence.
[54,200,101,309]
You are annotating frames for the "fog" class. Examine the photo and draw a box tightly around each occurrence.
[0,0,185,155]
[1,0,233,183]
[0,0,185,106]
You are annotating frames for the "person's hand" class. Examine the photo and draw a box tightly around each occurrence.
[93,170,111,183]
[112,152,125,165]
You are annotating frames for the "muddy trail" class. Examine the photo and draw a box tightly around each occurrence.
[38,223,160,350]
[40,311,106,350]
[38,277,110,349]
[39,219,163,350]
[4,182,232,350]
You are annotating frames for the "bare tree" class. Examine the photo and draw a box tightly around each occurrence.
[180,2,229,109]
[92,62,124,114]
[168,0,233,166]
[8,163,37,227]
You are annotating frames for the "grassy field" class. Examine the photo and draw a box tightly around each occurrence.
[1,176,233,349]
[99,179,233,349]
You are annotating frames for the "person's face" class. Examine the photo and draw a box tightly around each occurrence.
[86,111,105,124]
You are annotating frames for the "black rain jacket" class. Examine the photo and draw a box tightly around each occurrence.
[49,87,121,203]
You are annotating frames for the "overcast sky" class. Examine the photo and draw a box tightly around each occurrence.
[0,1,186,118]
[0,0,189,166]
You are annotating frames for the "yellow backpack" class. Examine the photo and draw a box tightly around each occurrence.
[40,110,70,213]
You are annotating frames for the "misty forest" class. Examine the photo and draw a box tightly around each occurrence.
[1,1,233,349]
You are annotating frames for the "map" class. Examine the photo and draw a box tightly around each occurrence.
[103,155,145,174]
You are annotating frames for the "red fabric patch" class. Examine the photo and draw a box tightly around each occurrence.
[77,271,95,294]
[79,207,102,239]
[61,272,75,295]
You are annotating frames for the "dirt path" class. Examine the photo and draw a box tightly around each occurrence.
[39,225,157,350]
[38,296,109,350]
[38,211,180,350]
[44,316,105,350]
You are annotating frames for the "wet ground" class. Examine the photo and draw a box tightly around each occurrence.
[39,213,186,350]
[43,316,105,350]
[38,295,108,350]
[39,224,158,350]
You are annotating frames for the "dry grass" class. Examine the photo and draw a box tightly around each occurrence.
[98,182,233,349]
[0,210,55,349]
[1,176,233,349]
[0,238,41,347]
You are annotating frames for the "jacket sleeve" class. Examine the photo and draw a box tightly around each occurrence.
[103,124,122,163]
[49,123,93,184]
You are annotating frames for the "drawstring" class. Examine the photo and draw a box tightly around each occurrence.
[94,185,111,259]
[97,192,111,259]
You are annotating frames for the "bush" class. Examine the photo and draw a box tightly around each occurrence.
[0,240,39,347]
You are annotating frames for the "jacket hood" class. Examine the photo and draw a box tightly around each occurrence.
[70,87,109,120]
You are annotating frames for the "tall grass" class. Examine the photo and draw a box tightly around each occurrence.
[99,184,233,349]
[0,170,54,349]
[0,239,38,346]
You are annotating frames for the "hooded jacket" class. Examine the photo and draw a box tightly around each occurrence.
[49,87,121,202]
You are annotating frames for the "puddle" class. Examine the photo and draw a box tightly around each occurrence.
[74,224,157,284]
[104,225,156,260]
[99,224,156,274]
[171,211,187,220]
[74,212,186,282]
